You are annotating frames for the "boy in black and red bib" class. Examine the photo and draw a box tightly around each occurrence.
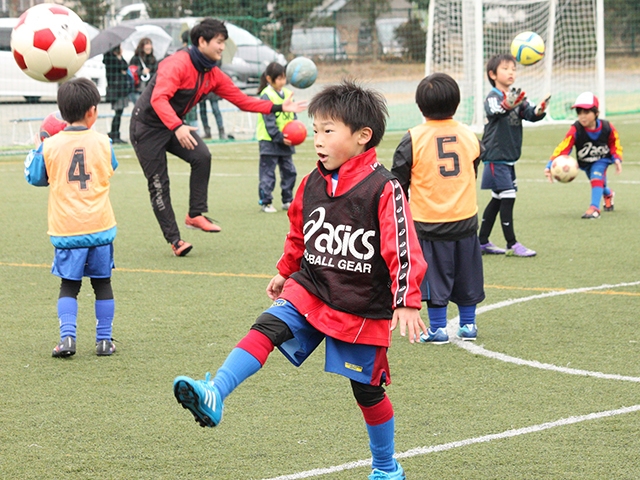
[545,92,623,219]
[173,81,427,480]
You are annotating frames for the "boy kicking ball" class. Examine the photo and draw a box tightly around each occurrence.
[173,81,427,480]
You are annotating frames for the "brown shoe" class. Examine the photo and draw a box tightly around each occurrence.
[172,240,193,257]
[185,215,221,233]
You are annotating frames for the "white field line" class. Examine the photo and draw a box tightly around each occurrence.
[262,281,640,480]
[451,281,640,382]
[518,178,640,184]
[263,405,640,480]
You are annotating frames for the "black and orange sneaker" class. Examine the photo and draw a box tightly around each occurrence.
[185,214,221,233]
[172,240,193,257]
[603,191,615,212]
[581,206,601,219]
[52,336,76,358]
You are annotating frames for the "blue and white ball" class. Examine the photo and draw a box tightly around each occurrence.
[286,56,318,89]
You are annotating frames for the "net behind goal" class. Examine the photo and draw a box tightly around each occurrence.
[426,0,605,130]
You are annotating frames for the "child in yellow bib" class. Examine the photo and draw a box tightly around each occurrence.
[24,78,119,358]
[255,62,298,213]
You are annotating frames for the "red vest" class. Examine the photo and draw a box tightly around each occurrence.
[291,167,395,319]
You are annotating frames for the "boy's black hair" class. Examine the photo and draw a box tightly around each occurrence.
[576,106,599,118]
[57,77,101,124]
[258,62,286,93]
[308,80,388,150]
[486,53,516,87]
[415,73,460,119]
[191,18,228,46]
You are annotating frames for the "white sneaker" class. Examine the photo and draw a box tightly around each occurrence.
[261,204,277,213]
[281,202,291,211]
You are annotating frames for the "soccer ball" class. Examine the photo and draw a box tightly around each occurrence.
[11,4,90,83]
[511,32,545,66]
[39,111,67,142]
[550,155,579,183]
[286,57,318,89]
[282,120,307,146]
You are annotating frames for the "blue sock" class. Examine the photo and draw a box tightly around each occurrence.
[427,306,447,330]
[57,297,77,340]
[95,299,115,341]
[590,185,603,208]
[367,417,396,472]
[603,186,611,197]
[213,348,262,401]
[458,304,476,327]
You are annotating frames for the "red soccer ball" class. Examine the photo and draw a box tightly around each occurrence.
[282,120,307,146]
[39,110,67,142]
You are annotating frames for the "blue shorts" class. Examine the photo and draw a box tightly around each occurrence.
[419,236,485,306]
[481,163,518,193]
[264,300,390,386]
[580,159,610,181]
[51,244,114,281]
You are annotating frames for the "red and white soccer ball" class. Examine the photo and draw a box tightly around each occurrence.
[10,4,90,83]
[550,155,579,183]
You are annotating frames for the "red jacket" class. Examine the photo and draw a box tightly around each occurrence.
[139,50,274,131]
[277,148,427,347]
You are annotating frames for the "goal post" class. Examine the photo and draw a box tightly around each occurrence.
[426,0,605,130]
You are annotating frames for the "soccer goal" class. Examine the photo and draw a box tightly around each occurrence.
[426,0,605,130]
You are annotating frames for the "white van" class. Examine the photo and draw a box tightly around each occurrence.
[0,18,107,102]
[290,27,348,61]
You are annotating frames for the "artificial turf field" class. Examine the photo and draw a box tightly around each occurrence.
[1,115,639,479]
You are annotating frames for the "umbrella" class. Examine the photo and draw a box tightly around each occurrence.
[121,25,173,60]
[89,25,137,58]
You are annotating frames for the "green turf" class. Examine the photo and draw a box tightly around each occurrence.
[1,115,639,479]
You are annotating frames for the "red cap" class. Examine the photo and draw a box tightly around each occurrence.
[572,92,599,109]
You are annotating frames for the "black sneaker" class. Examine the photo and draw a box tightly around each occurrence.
[96,339,116,356]
[52,336,76,357]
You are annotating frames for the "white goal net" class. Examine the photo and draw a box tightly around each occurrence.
[426,0,605,130]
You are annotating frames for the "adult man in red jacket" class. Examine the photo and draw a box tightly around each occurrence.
[130,18,305,256]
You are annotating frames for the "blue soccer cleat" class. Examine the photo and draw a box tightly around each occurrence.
[369,460,406,479]
[419,327,449,345]
[173,372,223,428]
[457,323,478,341]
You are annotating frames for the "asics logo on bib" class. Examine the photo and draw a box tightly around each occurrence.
[303,207,376,260]
[578,142,610,162]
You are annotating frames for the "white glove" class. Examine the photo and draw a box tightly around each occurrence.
[501,87,526,110]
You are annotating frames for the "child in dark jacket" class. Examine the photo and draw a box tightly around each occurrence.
[103,45,130,143]
[478,53,549,257]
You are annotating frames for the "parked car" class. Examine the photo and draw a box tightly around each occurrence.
[376,18,406,57]
[113,2,149,25]
[290,27,348,61]
[120,17,286,90]
[0,18,107,102]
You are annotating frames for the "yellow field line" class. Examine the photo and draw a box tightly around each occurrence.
[0,261,272,279]
[2,262,639,295]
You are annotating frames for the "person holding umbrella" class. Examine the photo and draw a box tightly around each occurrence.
[129,18,306,257]
[103,45,130,144]
[128,37,158,103]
